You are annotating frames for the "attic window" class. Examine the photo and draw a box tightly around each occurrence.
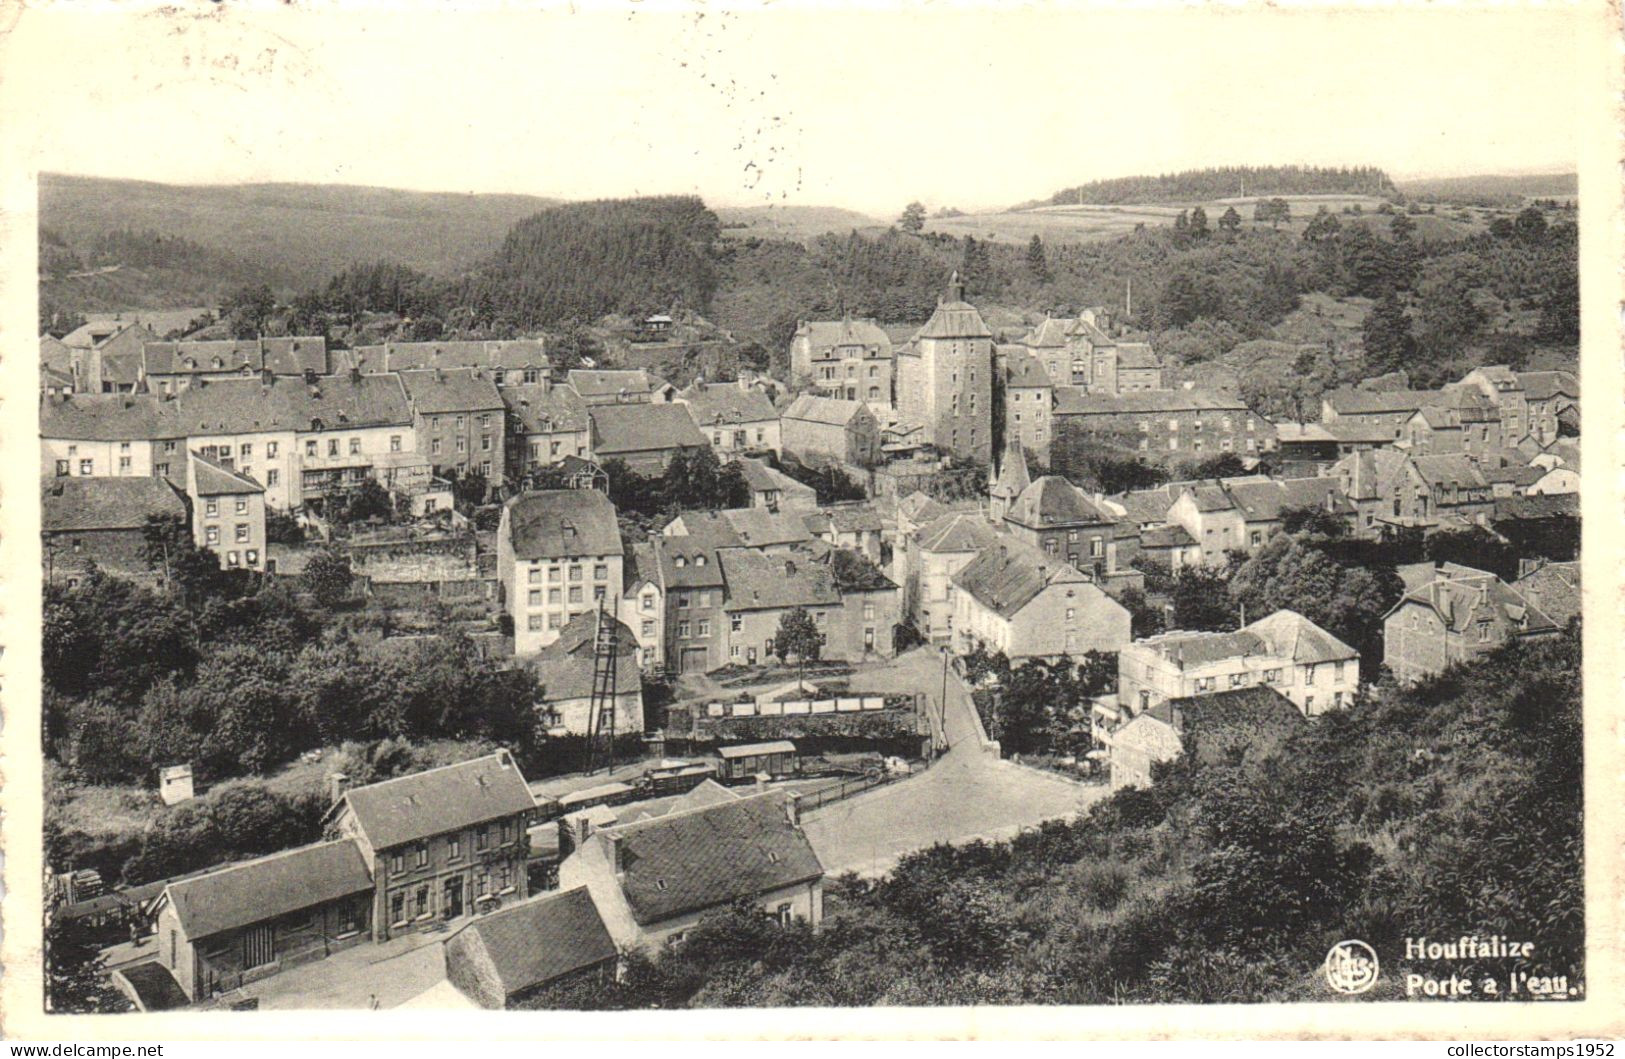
[675,556,688,567]
[766,851,781,864]
[695,554,707,566]
[655,879,668,892]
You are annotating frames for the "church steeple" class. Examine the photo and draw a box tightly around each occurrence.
[988,432,1031,522]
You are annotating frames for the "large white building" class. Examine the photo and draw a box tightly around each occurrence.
[496,490,625,655]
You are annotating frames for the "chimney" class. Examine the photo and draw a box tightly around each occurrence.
[349,366,362,384]
[784,559,796,576]
[303,368,318,385]
[754,773,768,796]
[605,832,626,876]
[327,772,350,804]
[261,367,274,387]
[784,791,802,827]
[539,374,552,394]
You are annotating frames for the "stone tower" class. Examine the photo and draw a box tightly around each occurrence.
[895,271,995,465]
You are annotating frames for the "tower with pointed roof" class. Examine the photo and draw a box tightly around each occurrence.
[988,432,1031,522]
[894,271,995,466]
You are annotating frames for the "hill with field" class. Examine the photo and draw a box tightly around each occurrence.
[1395,171,1577,207]
[716,204,885,240]
[38,174,560,303]
[1043,165,1397,208]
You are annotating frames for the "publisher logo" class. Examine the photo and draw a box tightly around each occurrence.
[1325,939,1380,994]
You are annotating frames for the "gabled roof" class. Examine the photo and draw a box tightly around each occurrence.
[802,504,884,535]
[1409,454,1488,489]
[398,367,504,414]
[504,489,622,560]
[912,299,993,340]
[1244,609,1359,664]
[445,887,616,1000]
[1003,348,1052,389]
[1388,567,1557,635]
[1020,316,1076,349]
[42,477,186,533]
[533,612,642,699]
[951,538,1089,620]
[1517,370,1578,402]
[1493,493,1578,521]
[346,340,549,374]
[1513,561,1580,625]
[1105,486,1179,526]
[337,752,536,851]
[680,382,779,425]
[734,457,816,501]
[1221,477,1352,522]
[915,512,999,554]
[590,403,708,455]
[783,393,871,427]
[1052,389,1249,415]
[719,550,840,611]
[1152,685,1307,738]
[40,393,184,441]
[648,535,726,589]
[1140,524,1196,548]
[1115,343,1160,370]
[190,450,264,495]
[143,337,327,377]
[1274,420,1395,444]
[795,318,891,351]
[670,508,814,551]
[1322,388,1433,415]
[501,383,589,435]
[568,369,656,399]
[160,839,372,941]
[174,374,412,434]
[1006,475,1118,529]
[598,792,824,925]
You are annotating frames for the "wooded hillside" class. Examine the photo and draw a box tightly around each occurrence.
[1046,166,1397,206]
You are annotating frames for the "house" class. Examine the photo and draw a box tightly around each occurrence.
[1138,524,1203,573]
[150,839,375,1002]
[40,392,185,482]
[620,540,665,670]
[1014,314,1079,387]
[1002,348,1055,462]
[1015,310,1155,395]
[733,456,817,513]
[1114,343,1166,393]
[41,476,188,586]
[1002,475,1133,584]
[398,368,506,484]
[789,317,894,408]
[950,538,1131,661]
[142,337,329,395]
[1165,476,1355,563]
[1517,370,1578,445]
[676,380,782,455]
[1108,686,1305,791]
[496,489,624,655]
[172,372,415,512]
[1513,560,1580,626]
[1382,564,1560,683]
[186,450,267,572]
[60,320,153,394]
[442,887,618,1009]
[664,508,815,554]
[1397,386,1502,459]
[327,752,538,941]
[646,535,729,676]
[1332,449,1493,539]
[717,550,840,665]
[1050,388,1275,474]
[1527,463,1579,496]
[811,544,903,659]
[342,340,549,385]
[41,334,76,396]
[1458,365,1530,443]
[898,511,999,645]
[530,611,644,736]
[568,369,670,407]
[502,380,592,475]
[801,504,886,564]
[1273,420,1394,465]
[344,525,486,603]
[1319,388,1434,437]
[1117,609,1359,718]
[893,272,995,464]
[588,403,708,474]
[780,394,882,469]
[558,791,824,951]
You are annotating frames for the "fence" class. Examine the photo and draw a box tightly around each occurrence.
[797,769,901,815]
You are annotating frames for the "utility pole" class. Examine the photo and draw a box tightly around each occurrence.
[585,595,620,776]
[939,647,951,755]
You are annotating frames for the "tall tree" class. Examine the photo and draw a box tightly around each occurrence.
[899,202,927,234]
[1362,289,1415,377]
[1025,234,1050,282]
[1218,206,1242,236]
[1188,206,1211,241]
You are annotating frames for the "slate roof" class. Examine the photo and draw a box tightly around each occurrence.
[143,337,327,377]
[62,320,134,348]
[504,490,622,560]
[1274,421,1395,444]
[783,393,870,427]
[1006,475,1118,529]
[913,512,997,554]
[796,318,891,351]
[680,382,779,426]
[1135,609,1357,667]
[502,383,589,434]
[1151,685,1307,738]
[1020,316,1076,349]
[719,549,840,611]
[42,477,186,532]
[802,504,884,535]
[590,403,708,456]
[951,538,1088,620]
[114,961,190,1012]
[912,299,993,340]
[1513,561,1580,625]
[1221,477,1353,522]
[346,340,549,374]
[533,612,642,699]
[40,334,74,372]
[1322,389,1433,415]
[40,393,184,440]
[399,368,504,414]
[1481,461,1545,487]
[568,369,656,400]
[1105,486,1179,526]
[734,457,816,502]
[1141,524,1197,549]
[1389,568,1557,635]
[1068,318,1115,345]
[599,792,824,925]
[1493,493,1579,520]
[1115,343,1160,370]
[337,753,536,851]
[161,839,372,940]
[649,535,726,589]
[1518,370,1578,402]
[446,887,616,1001]
[1004,349,1053,389]
[174,374,412,434]
[1052,389,1249,415]
[1410,454,1488,489]
[189,450,264,495]
[670,509,814,551]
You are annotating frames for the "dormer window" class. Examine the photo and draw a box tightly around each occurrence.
[695,554,707,566]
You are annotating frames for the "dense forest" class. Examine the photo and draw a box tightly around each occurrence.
[1045,166,1398,207]
[523,625,1581,1007]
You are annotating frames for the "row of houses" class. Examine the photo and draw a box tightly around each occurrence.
[129,752,827,1009]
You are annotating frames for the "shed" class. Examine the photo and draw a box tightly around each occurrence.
[716,740,799,783]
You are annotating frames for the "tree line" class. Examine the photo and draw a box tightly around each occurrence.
[1046,165,1397,207]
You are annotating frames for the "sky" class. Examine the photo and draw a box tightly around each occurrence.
[0,3,1591,217]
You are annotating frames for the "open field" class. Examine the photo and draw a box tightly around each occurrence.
[717,204,886,240]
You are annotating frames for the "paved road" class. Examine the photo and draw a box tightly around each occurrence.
[805,648,1110,877]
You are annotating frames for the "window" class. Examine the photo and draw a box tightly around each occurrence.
[677,620,691,638]
[697,619,711,637]
[1168,419,1179,431]
[642,594,655,612]
[1477,621,1492,643]
[476,826,488,851]
[1065,608,1075,621]
[529,589,543,607]
[593,585,606,602]
[569,565,583,582]
[863,603,875,620]
[593,564,608,580]
[206,526,220,546]
[548,587,561,605]
[227,551,240,567]
[416,844,428,868]
[246,549,259,565]
[1090,537,1104,558]
[391,891,406,925]
[568,586,583,604]
[431,416,441,430]
[480,461,491,477]
[1250,530,1262,547]
[55,459,68,477]
[391,852,405,875]
[677,592,690,609]
[306,440,317,457]
[1305,664,1317,685]
[80,458,94,476]
[157,462,171,477]
[642,620,655,638]
[118,456,132,473]
[731,615,743,633]
[328,439,339,457]
[456,436,467,453]
[1067,529,1079,543]
[415,886,430,918]
[235,497,249,514]
[1335,661,1346,682]
[205,499,219,516]
[390,435,402,452]
[431,437,442,455]
[266,441,278,458]
[235,524,250,543]
[1305,695,1316,713]
[456,415,466,430]
[481,435,491,451]
[1230,672,1247,688]
[528,614,544,631]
